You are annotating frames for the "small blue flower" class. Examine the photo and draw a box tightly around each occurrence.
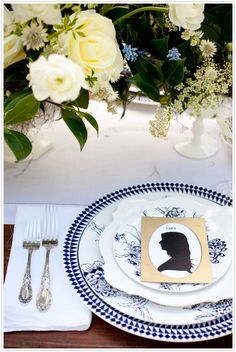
[122,44,139,62]
[167,47,181,60]
[138,50,145,57]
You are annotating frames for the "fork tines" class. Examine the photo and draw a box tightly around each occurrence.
[23,220,41,249]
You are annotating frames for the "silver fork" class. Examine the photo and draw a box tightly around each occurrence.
[36,205,58,312]
[18,220,41,304]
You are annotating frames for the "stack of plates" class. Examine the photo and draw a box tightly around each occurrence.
[63,183,233,342]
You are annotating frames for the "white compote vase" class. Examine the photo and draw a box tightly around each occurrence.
[4,128,53,165]
[174,109,218,159]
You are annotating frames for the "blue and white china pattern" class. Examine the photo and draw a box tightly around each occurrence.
[185,299,233,321]
[81,259,153,321]
[63,183,232,342]
[113,205,230,293]
[208,238,227,264]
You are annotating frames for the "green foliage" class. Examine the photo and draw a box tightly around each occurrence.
[4,89,40,125]
[150,36,169,60]
[162,59,185,86]
[208,4,232,42]
[130,72,160,102]
[135,56,163,81]
[4,128,32,161]
[74,88,89,109]
[112,77,130,118]
[105,6,131,23]
[79,111,99,134]
[61,108,88,150]
[177,41,196,68]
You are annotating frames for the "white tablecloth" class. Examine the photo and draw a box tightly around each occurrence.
[4,100,232,224]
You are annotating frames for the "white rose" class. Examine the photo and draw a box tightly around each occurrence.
[29,54,87,103]
[169,4,204,30]
[12,4,62,25]
[4,6,15,36]
[4,34,26,68]
[68,32,123,82]
[72,10,116,39]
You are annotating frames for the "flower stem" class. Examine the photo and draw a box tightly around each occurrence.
[113,6,168,25]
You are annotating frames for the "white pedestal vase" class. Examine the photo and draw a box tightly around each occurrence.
[174,112,218,159]
[4,128,53,165]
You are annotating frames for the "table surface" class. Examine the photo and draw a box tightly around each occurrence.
[4,224,232,349]
[4,101,232,224]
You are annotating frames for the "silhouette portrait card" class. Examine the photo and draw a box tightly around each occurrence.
[141,217,212,284]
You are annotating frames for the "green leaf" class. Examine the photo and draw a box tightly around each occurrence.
[79,112,99,134]
[135,56,163,81]
[206,5,232,43]
[4,128,32,161]
[130,72,160,102]
[61,108,88,150]
[162,59,185,86]
[112,77,130,101]
[201,13,222,47]
[139,17,155,41]
[100,4,115,15]
[4,89,32,112]
[74,88,89,109]
[4,92,40,125]
[128,27,142,47]
[201,24,222,45]
[177,41,195,68]
[106,6,130,22]
[208,4,232,20]
[222,9,232,43]
[150,36,169,60]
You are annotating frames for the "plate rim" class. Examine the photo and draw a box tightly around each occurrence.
[63,182,232,342]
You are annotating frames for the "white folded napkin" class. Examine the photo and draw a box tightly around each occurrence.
[4,204,92,332]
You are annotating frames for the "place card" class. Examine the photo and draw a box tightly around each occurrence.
[141,217,212,284]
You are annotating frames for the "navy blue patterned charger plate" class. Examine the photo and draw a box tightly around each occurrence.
[63,183,232,342]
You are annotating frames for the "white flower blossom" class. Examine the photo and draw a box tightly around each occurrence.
[29,54,87,103]
[199,40,217,58]
[4,6,15,36]
[21,21,48,50]
[169,4,204,30]
[149,106,172,138]
[12,4,62,25]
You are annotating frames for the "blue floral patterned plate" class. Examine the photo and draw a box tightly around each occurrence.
[63,183,232,342]
[112,197,232,295]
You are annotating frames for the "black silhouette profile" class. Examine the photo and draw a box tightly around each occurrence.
[157,232,193,273]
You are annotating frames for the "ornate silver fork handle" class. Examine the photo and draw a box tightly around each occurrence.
[19,249,33,303]
[36,247,52,312]
[19,220,41,304]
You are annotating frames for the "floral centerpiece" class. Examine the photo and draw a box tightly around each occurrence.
[4,3,232,161]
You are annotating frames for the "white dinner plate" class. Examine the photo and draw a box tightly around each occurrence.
[63,183,233,342]
[112,197,232,294]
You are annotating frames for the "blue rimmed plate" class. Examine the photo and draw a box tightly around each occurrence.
[63,183,232,342]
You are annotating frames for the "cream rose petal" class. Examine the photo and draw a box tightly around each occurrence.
[73,10,116,39]
[68,32,118,72]
[4,34,26,68]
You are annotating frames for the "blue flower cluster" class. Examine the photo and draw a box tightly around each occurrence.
[122,44,139,62]
[167,47,181,60]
